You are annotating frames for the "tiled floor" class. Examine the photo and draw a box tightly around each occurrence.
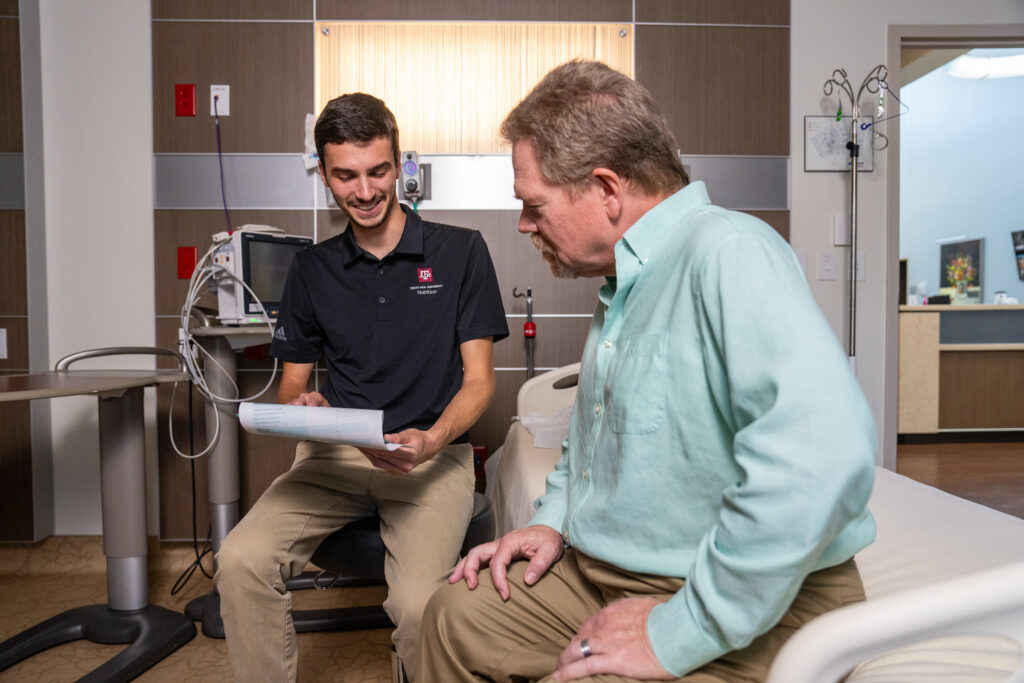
[0,538,393,682]
[3,442,1020,681]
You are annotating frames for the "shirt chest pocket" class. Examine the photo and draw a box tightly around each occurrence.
[606,333,669,434]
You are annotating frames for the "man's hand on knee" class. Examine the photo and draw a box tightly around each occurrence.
[448,525,564,600]
[554,597,673,681]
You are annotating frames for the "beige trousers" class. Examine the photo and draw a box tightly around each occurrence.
[215,441,475,682]
[418,550,864,683]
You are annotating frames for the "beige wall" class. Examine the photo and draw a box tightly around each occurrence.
[789,0,1024,469]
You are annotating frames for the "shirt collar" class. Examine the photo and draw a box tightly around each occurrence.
[617,181,711,269]
[338,204,424,266]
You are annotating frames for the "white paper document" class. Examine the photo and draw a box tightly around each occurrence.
[238,402,404,450]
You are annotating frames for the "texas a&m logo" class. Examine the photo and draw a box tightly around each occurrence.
[417,268,433,283]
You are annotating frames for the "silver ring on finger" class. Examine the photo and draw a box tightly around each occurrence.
[580,638,593,658]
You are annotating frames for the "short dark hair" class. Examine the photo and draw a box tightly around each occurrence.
[501,60,688,197]
[314,93,400,168]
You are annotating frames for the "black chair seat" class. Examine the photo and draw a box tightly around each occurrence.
[189,492,495,638]
[288,491,495,632]
[309,491,495,581]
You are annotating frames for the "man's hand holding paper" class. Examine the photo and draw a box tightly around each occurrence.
[359,427,444,474]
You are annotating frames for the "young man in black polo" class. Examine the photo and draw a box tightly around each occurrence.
[214,93,508,682]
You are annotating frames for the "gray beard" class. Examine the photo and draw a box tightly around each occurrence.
[531,234,580,279]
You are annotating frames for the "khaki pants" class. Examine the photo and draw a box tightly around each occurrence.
[418,550,864,683]
[215,441,475,683]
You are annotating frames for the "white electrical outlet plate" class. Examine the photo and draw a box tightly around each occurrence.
[0,328,7,360]
[817,250,836,281]
[211,85,230,116]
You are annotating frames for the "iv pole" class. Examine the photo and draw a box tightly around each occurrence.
[823,65,887,364]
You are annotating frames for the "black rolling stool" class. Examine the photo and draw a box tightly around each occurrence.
[193,491,495,638]
[288,490,496,631]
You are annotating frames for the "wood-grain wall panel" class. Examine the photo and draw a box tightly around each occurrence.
[495,317,590,370]
[939,351,1024,429]
[0,18,22,153]
[0,1,18,16]
[418,209,601,315]
[157,378,211,539]
[636,0,788,26]
[153,22,313,153]
[636,25,789,156]
[743,210,790,242]
[0,211,26,314]
[151,2,792,536]
[152,0,312,20]
[154,210,314,316]
[316,0,631,22]
[0,317,27,371]
[0,400,33,540]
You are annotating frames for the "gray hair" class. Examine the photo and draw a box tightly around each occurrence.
[501,60,688,197]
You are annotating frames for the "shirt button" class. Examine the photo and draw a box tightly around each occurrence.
[643,256,649,264]
[603,340,612,349]
[378,297,386,303]
[594,403,602,415]
[378,269,383,275]
[583,469,590,480]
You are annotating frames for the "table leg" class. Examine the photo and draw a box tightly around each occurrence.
[186,336,241,637]
[0,387,196,681]
[202,336,241,560]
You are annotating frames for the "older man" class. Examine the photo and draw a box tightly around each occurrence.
[418,60,876,683]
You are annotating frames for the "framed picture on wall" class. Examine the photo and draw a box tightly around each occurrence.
[939,238,984,303]
[803,116,875,172]
[1013,230,1024,281]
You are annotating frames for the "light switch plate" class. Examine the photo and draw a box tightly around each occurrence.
[817,250,836,281]
[0,328,7,360]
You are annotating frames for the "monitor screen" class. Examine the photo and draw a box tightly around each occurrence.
[241,232,311,320]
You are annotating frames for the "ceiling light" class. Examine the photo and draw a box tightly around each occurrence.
[947,52,1024,79]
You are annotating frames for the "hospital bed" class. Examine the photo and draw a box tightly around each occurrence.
[485,364,1024,682]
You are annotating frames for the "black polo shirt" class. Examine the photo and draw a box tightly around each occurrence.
[269,206,508,436]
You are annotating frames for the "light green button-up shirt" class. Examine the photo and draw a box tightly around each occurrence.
[529,182,876,676]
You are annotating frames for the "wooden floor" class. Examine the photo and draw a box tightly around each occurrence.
[897,440,1024,519]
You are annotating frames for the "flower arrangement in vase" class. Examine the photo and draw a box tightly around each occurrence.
[946,255,976,299]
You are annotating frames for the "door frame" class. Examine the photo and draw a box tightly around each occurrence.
[883,24,1024,469]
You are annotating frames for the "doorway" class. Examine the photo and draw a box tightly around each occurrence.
[886,25,1024,518]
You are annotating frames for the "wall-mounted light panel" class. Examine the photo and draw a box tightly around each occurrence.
[316,23,633,154]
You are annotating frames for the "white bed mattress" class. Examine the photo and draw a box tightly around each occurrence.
[489,416,1024,681]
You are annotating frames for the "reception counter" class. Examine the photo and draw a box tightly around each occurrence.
[899,304,1024,434]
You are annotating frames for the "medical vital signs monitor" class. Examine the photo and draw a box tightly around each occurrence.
[213,227,312,325]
